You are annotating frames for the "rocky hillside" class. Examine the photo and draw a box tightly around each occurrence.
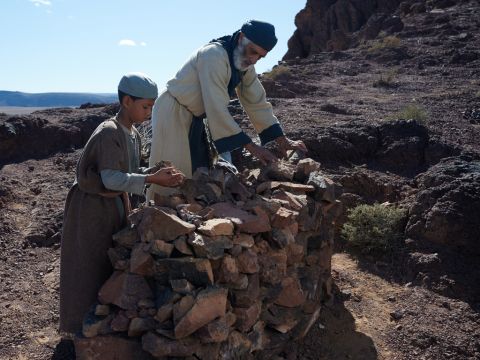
[0,0,479,359]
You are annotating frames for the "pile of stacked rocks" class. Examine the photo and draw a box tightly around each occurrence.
[74,156,341,360]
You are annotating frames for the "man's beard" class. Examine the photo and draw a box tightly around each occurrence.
[233,36,253,71]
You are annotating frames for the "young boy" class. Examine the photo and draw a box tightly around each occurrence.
[59,72,185,335]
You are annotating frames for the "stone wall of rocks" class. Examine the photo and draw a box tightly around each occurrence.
[75,157,341,359]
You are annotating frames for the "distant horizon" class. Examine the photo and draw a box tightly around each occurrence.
[0,90,116,95]
[1,1,306,93]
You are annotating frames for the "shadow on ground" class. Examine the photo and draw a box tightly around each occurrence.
[295,284,378,360]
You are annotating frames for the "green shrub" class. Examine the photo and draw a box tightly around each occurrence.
[393,104,428,123]
[368,36,401,53]
[341,203,406,255]
[263,65,292,81]
[373,69,398,88]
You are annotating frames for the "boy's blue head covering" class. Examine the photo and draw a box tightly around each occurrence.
[240,20,277,51]
[118,72,158,99]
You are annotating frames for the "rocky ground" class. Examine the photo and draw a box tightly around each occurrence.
[1,0,480,359]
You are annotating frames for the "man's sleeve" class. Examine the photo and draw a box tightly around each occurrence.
[236,67,284,145]
[196,46,252,154]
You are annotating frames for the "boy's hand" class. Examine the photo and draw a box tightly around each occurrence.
[146,166,185,187]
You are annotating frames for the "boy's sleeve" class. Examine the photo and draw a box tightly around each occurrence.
[100,170,146,195]
[236,67,284,145]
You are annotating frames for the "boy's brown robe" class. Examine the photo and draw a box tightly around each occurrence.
[59,119,142,334]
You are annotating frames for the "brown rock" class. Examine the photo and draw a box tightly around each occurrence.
[221,331,252,359]
[259,250,287,285]
[295,158,321,182]
[188,233,233,260]
[229,274,249,290]
[112,226,138,248]
[274,276,306,308]
[98,271,153,310]
[128,317,157,337]
[209,202,270,233]
[233,302,262,332]
[135,207,196,242]
[271,190,304,211]
[260,160,296,181]
[108,247,130,271]
[174,287,228,339]
[155,303,174,324]
[173,294,196,324]
[236,249,259,274]
[215,255,240,284]
[111,312,130,332]
[198,218,234,236]
[271,207,298,229]
[150,239,174,258]
[262,305,300,334]
[130,244,155,276]
[271,227,295,248]
[195,316,230,343]
[170,279,195,295]
[248,321,268,352]
[94,304,110,316]
[285,242,305,266]
[156,258,214,287]
[174,236,194,256]
[256,181,315,195]
[142,332,200,358]
[232,273,260,308]
[307,171,336,203]
[232,233,255,248]
[75,335,153,360]
[82,312,113,338]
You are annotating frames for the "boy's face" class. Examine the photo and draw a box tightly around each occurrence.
[125,97,155,124]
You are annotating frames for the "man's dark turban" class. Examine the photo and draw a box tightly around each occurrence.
[241,20,277,51]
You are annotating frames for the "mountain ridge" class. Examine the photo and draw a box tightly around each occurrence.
[0,90,117,107]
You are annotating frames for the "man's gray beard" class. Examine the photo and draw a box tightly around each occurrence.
[233,37,253,71]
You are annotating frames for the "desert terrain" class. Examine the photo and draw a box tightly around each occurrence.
[0,0,479,359]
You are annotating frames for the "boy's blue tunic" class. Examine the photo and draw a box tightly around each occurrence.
[59,119,142,334]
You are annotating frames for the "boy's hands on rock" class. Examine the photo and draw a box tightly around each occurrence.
[146,166,185,187]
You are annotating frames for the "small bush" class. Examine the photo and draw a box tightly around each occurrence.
[341,203,406,255]
[368,36,401,53]
[373,69,398,88]
[263,65,292,81]
[393,104,428,123]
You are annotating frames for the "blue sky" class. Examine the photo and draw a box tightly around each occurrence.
[1,1,306,93]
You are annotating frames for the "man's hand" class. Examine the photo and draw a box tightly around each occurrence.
[275,136,308,157]
[244,142,277,165]
[146,166,185,187]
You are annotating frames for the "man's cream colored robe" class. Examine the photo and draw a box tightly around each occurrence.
[148,42,283,198]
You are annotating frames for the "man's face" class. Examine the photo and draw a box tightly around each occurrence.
[233,33,268,71]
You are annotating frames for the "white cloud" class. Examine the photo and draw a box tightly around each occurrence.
[118,39,137,47]
[30,0,52,6]
[140,42,147,47]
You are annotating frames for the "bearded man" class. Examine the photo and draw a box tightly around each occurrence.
[148,20,306,198]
